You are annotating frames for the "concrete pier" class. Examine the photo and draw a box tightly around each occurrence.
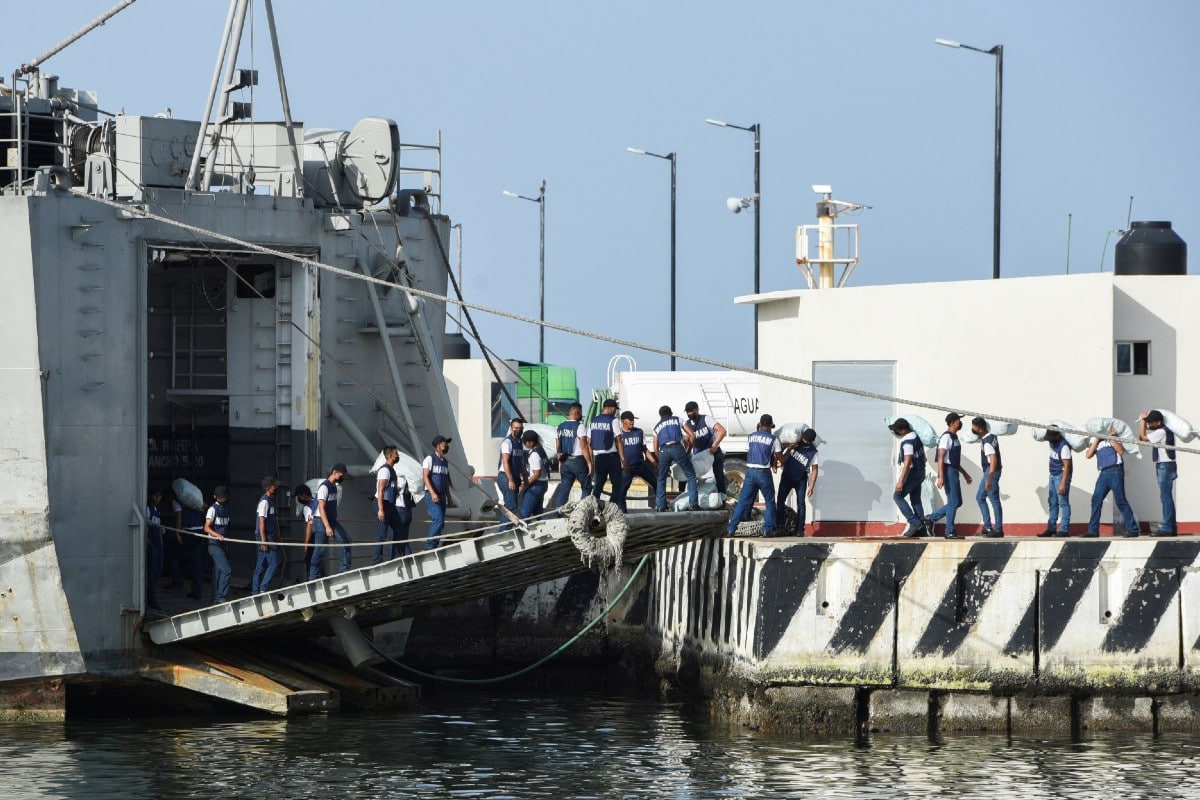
[647,536,1200,735]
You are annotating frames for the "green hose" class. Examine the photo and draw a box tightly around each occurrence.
[369,555,650,685]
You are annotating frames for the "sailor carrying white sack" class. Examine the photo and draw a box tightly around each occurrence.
[1139,409,1182,536]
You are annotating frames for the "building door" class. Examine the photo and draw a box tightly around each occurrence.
[812,362,895,523]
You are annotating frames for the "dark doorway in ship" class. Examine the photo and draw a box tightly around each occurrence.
[145,246,299,589]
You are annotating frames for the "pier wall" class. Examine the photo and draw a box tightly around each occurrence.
[647,536,1200,734]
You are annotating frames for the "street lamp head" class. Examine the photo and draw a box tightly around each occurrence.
[705,118,728,127]
[626,147,647,155]
[934,37,962,48]
[502,190,519,198]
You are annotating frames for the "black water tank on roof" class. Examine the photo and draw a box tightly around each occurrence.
[1115,221,1187,275]
[443,332,471,359]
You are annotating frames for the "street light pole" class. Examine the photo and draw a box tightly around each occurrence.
[627,147,677,370]
[935,38,1004,280]
[502,180,547,361]
[706,118,761,367]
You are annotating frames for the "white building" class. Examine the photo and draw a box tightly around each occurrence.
[741,272,1197,535]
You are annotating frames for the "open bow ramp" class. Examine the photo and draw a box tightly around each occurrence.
[146,510,726,646]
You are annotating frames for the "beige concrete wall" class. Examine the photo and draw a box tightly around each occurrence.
[749,273,1200,531]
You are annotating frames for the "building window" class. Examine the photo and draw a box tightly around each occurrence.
[1115,341,1150,375]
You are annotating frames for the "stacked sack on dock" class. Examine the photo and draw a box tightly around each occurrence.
[671,451,725,510]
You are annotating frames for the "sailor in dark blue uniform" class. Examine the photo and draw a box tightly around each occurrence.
[727,414,781,535]
[552,402,593,508]
[590,398,626,507]
[145,488,164,610]
[889,418,929,538]
[496,418,525,527]
[202,485,232,604]
[1139,410,1178,536]
[251,475,283,593]
[1085,427,1139,538]
[316,463,352,572]
[684,401,729,495]
[654,405,697,511]
[619,411,657,512]
[776,428,819,536]
[924,413,972,540]
[423,436,453,550]
[518,430,551,519]
[175,496,207,599]
[1038,430,1073,537]
[972,418,1004,537]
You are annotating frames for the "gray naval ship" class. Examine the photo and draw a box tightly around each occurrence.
[0,1,727,718]
[0,0,496,715]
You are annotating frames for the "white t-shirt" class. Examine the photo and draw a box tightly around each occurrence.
[1147,427,1173,463]
[526,448,549,483]
[394,474,412,508]
[301,500,315,524]
[900,432,922,460]
[936,432,958,464]
[376,464,395,500]
[256,497,271,520]
[317,482,337,502]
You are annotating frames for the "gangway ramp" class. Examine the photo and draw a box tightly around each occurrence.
[146,510,726,646]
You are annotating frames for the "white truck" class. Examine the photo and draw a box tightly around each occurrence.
[606,357,760,494]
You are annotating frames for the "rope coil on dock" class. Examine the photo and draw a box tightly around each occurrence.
[565,496,628,572]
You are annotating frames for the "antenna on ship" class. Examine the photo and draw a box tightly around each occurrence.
[185,0,303,194]
[795,184,870,289]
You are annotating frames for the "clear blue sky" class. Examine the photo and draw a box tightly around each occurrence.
[10,1,1199,397]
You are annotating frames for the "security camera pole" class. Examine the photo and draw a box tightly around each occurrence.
[706,118,761,367]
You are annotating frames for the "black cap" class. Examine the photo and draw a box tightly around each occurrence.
[800,428,817,444]
[213,485,229,499]
[888,417,910,433]
[620,411,636,421]
[603,398,618,409]
[331,462,348,474]
[261,475,282,491]
[759,413,775,428]
[432,435,452,447]
[945,412,963,424]
[521,430,540,444]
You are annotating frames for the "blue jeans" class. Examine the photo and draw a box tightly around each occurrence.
[552,456,592,508]
[727,467,777,534]
[1157,461,1178,532]
[927,470,963,533]
[307,519,327,580]
[976,468,1003,531]
[186,531,205,596]
[1088,465,1138,535]
[1047,473,1071,533]
[251,535,280,593]
[622,461,658,511]
[519,481,548,519]
[656,442,697,511]
[208,541,231,603]
[374,505,413,563]
[329,520,352,572]
[497,472,522,529]
[892,470,925,527]
[425,495,446,550]
[776,473,809,531]
[592,452,624,507]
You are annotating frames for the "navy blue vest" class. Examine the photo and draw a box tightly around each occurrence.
[620,428,647,466]
[1048,440,1070,476]
[378,464,398,503]
[590,414,617,452]
[259,492,277,536]
[557,420,582,458]
[1163,428,1177,461]
[686,416,714,453]
[782,444,817,480]
[1096,441,1121,470]
[181,506,205,530]
[498,433,525,476]
[427,454,449,495]
[319,478,340,523]
[747,430,777,468]
[209,501,230,536]
[941,432,962,468]
[898,433,927,472]
[528,446,551,483]
[979,433,1002,471]
[654,416,685,447]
